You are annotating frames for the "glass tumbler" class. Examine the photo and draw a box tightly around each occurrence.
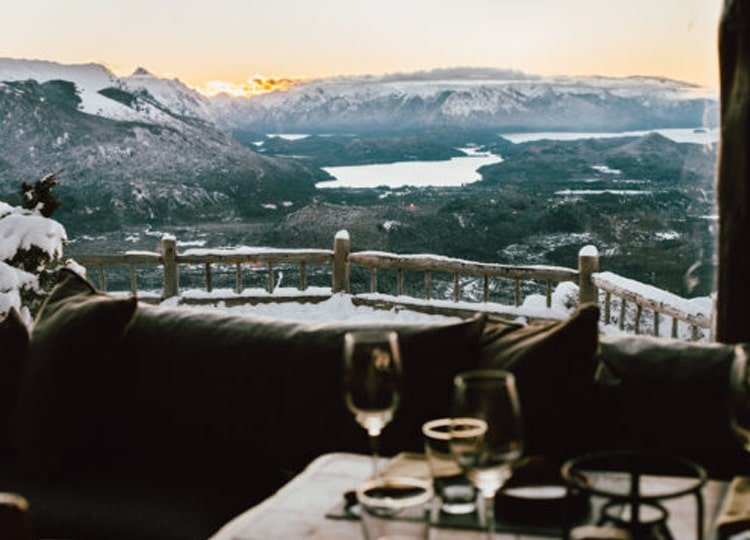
[422,417,478,515]
[356,476,433,540]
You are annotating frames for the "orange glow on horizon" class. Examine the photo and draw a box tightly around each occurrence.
[196,75,298,97]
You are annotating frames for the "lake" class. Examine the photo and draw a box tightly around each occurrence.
[299,127,716,189]
[501,127,719,145]
[317,148,502,189]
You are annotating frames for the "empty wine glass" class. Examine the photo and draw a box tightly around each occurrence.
[451,369,523,539]
[343,330,402,478]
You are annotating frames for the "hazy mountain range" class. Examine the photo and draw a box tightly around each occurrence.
[214,68,717,134]
[0,58,718,231]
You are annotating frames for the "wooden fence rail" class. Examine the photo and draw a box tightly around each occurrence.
[74,239,335,297]
[71,230,711,341]
[592,271,711,341]
[348,250,580,307]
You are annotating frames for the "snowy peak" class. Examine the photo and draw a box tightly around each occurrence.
[131,67,153,77]
[0,57,118,89]
[0,57,211,125]
[120,69,213,122]
[211,69,717,132]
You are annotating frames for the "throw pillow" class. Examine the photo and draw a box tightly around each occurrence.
[0,308,29,456]
[11,270,137,478]
[478,303,601,458]
[118,305,487,481]
[594,335,744,478]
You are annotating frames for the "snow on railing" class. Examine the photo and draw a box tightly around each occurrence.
[347,250,579,306]
[73,232,711,341]
[592,271,712,341]
[74,242,334,297]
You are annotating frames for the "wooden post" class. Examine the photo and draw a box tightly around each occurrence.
[424,271,432,300]
[634,304,643,335]
[332,230,350,293]
[546,280,552,308]
[578,245,600,305]
[717,0,750,343]
[653,311,660,337]
[129,264,137,296]
[235,263,243,294]
[604,292,612,324]
[370,267,378,293]
[483,275,490,303]
[161,235,179,299]
[267,263,275,294]
[98,265,106,291]
[397,269,404,296]
[453,272,460,302]
[514,279,521,307]
[299,262,307,291]
[205,263,213,292]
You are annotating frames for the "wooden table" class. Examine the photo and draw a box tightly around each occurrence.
[210,452,729,540]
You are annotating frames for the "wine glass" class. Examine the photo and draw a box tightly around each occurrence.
[343,330,402,478]
[450,369,523,539]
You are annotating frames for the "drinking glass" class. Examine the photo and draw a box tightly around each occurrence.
[451,369,523,539]
[344,330,402,478]
[422,418,477,515]
[356,476,433,540]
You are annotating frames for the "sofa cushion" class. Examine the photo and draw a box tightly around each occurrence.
[478,303,601,458]
[594,335,744,477]
[118,304,487,482]
[0,308,29,457]
[11,270,137,477]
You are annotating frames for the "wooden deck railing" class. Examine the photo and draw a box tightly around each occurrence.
[71,229,712,341]
[332,230,595,308]
[347,251,579,306]
[74,236,334,298]
[592,271,712,340]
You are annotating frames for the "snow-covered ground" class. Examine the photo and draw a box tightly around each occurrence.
[163,292,461,325]
[157,276,712,342]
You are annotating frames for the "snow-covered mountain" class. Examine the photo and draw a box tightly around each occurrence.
[0,58,719,231]
[210,68,717,133]
[0,58,198,126]
[120,67,214,122]
[0,58,320,228]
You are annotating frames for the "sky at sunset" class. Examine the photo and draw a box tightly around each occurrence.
[0,0,723,95]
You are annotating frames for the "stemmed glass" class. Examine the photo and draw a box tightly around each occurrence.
[450,369,523,539]
[343,330,402,478]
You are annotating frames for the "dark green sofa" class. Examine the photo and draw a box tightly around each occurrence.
[0,270,745,539]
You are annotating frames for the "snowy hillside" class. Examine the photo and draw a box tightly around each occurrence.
[120,67,214,122]
[0,58,185,125]
[0,60,718,134]
[0,58,218,127]
[211,69,717,133]
[0,59,322,229]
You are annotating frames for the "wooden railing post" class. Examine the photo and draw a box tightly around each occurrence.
[161,234,179,299]
[332,230,350,293]
[578,245,599,306]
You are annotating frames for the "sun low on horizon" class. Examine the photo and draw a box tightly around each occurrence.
[0,0,723,95]
[191,76,298,98]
